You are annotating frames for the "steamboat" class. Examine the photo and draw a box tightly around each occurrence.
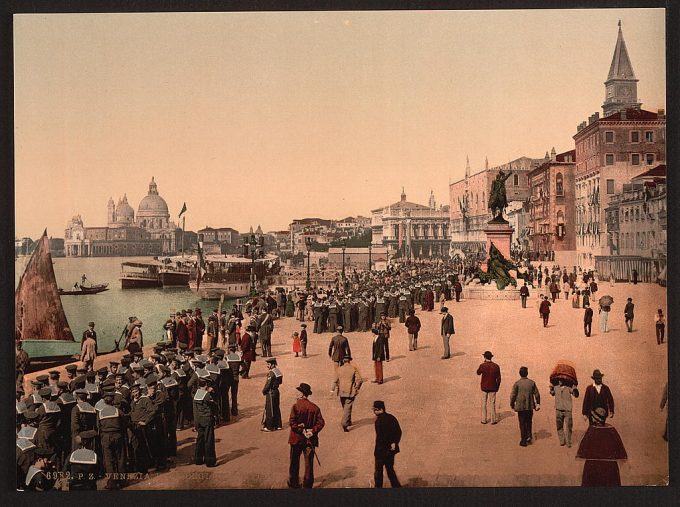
[120,257,192,288]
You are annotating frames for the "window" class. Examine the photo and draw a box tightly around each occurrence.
[646,153,655,165]
[631,131,640,143]
[555,173,564,196]
[635,208,640,221]
[606,179,615,194]
[605,131,614,143]
[513,174,519,186]
[605,154,614,165]
[631,153,641,165]
[645,131,654,142]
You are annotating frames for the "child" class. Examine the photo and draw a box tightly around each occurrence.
[292,331,301,357]
[300,323,308,357]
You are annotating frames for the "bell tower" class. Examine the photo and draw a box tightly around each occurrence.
[602,21,642,117]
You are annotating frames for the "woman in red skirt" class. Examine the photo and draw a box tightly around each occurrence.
[292,331,302,357]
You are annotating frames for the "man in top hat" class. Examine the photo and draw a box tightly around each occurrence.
[372,400,402,488]
[193,377,217,467]
[582,370,615,425]
[65,430,99,490]
[510,367,540,447]
[440,307,455,359]
[333,355,363,432]
[288,383,325,488]
[261,358,283,432]
[477,351,501,424]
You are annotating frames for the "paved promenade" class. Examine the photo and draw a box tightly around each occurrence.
[24,281,669,488]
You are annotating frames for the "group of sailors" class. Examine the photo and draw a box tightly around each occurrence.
[16,342,247,491]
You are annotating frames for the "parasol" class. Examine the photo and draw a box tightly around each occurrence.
[598,295,614,306]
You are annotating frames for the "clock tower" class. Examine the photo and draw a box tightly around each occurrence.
[602,21,642,117]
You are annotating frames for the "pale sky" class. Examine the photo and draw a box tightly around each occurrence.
[14,9,665,238]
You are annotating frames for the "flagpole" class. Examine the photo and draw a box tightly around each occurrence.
[182,216,185,257]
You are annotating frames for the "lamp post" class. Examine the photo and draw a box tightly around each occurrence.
[246,234,258,297]
[305,237,312,291]
[341,239,346,281]
[368,243,372,272]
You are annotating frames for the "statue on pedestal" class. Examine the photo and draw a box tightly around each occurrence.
[488,169,513,223]
[471,243,526,290]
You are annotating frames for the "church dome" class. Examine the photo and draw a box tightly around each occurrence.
[117,194,135,221]
[137,177,169,217]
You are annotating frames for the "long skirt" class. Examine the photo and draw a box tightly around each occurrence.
[262,390,282,430]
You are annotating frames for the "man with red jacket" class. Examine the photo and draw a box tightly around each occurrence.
[288,383,325,489]
[238,326,256,379]
[477,351,501,424]
[404,309,421,351]
[175,312,189,349]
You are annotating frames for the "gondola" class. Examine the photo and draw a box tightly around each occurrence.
[58,283,109,296]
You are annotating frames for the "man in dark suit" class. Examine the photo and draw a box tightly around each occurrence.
[328,326,351,366]
[510,366,540,447]
[520,282,530,308]
[288,383,325,488]
[440,307,455,359]
[582,369,615,425]
[584,303,594,336]
[539,296,551,327]
[624,297,634,332]
[372,400,401,488]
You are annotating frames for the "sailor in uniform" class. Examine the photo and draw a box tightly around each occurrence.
[24,448,56,491]
[16,433,37,490]
[213,350,230,424]
[35,387,61,454]
[98,386,126,489]
[193,377,217,467]
[261,358,283,432]
[56,381,76,465]
[71,388,97,452]
[65,430,98,490]
[313,300,323,334]
[226,345,243,416]
[18,409,40,441]
[159,365,179,457]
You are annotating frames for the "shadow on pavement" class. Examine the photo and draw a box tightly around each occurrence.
[534,429,552,440]
[389,355,406,361]
[315,465,357,487]
[382,375,401,383]
[216,446,258,466]
[497,410,514,422]
[404,476,430,487]
[349,417,373,430]
[451,351,466,357]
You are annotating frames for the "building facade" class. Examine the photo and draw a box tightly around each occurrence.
[327,246,389,269]
[65,177,180,257]
[449,155,544,257]
[527,149,577,264]
[371,190,450,259]
[197,226,241,255]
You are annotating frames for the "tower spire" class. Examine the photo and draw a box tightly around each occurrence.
[465,156,470,179]
[603,21,641,116]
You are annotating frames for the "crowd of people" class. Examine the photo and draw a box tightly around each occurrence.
[15,256,667,490]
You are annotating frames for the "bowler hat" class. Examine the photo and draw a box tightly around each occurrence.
[373,400,386,410]
[301,323,307,328]
[591,369,604,380]
[591,407,607,424]
[88,322,95,327]
[440,307,448,313]
[296,383,312,397]
[483,351,493,360]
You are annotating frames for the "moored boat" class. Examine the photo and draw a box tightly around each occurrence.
[58,283,109,295]
[15,230,81,359]
[120,258,192,288]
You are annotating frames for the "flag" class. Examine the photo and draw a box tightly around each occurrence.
[179,202,187,218]
[196,241,207,291]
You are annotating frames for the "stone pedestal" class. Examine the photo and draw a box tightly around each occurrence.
[481,221,514,271]
[462,283,521,300]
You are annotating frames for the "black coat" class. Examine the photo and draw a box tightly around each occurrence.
[374,412,401,457]
[372,335,387,362]
[441,313,454,335]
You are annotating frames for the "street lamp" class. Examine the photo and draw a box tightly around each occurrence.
[305,237,312,291]
[341,239,347,281]
[245,234,258,297]
[368,243,372,272]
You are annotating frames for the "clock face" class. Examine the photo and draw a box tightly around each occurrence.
[618,86,631,97]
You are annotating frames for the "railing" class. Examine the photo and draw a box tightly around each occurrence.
[120,272,158,279]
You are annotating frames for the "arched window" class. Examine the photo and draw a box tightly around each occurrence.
[557,210,565,224]
[556,173,564,196]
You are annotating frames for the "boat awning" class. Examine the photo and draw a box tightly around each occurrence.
[121,260,164,268]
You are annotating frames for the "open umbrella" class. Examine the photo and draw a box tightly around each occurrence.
[598,295,614,306]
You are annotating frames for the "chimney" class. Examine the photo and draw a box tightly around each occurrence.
[621,110,627,120]
[594,112,600,120]
[658,108,665,119]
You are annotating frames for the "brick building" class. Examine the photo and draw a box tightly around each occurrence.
[527,149,577,265]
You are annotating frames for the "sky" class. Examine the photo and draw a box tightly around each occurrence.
[14,9,666,238]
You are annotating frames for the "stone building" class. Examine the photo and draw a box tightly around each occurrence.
[289,218,334,254]
[65,177,180,257]
[573,24,666,267]
[327,246,389,269]
[197,226,240,255]
[600,164,666,282]
[527,149,577,264]
[371,189,450,259]
[449,155,544,257]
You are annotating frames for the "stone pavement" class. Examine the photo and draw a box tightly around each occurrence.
[28,281,668,489]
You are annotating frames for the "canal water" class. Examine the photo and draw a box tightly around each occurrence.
[15,256,237,352]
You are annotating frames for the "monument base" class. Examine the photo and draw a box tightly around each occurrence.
[481,221,514,272]
[462,282,521,300]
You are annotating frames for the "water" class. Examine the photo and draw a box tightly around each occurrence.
[15,256,236,352]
